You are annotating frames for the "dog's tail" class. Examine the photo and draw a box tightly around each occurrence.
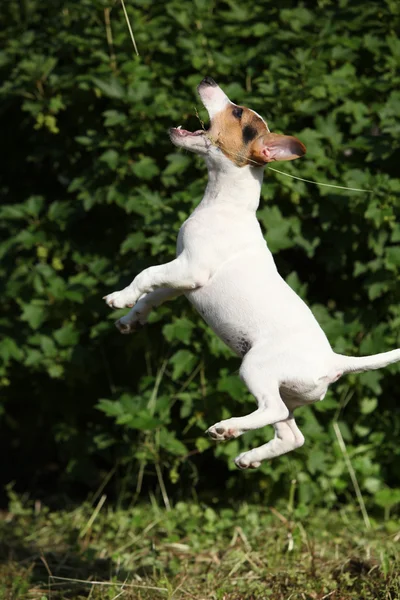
[335,348,400,375]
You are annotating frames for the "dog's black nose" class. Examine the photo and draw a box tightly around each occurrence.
[199,76,217,87]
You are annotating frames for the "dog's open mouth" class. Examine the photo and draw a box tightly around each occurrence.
[170,126,205,137]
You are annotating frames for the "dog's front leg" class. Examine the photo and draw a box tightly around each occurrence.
[115,287,182,334]
[104,256,209,309]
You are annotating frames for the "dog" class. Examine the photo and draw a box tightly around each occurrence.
[104,77,400,469]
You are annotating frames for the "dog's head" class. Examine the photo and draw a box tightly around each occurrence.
[169,77,306,168]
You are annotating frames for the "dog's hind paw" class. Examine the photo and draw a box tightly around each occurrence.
[115,319,144,334]
[234,452,261,470]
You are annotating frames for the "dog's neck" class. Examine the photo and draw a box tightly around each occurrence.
[198,157,264,213]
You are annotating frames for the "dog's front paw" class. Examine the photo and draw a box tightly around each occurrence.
[115,313,146,334]
[206,422,242,441]
[234,452,261,470]
[103,288,138,309]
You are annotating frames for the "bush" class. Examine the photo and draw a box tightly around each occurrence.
[0,0,399,509]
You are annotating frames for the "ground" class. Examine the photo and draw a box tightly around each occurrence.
[0,493,399,600]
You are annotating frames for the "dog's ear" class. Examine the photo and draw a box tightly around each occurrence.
[252,133,306,163]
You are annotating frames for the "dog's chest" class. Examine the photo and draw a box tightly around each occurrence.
[176,206,264,263]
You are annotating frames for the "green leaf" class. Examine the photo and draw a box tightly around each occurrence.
[385,246,400,267]
[20,303,47,329]
[196,437,211,452]
[307,450,327,475]
[117,412,162,430]
[170,350,197,380]
[163,318,195,345]
[120,232,146,254]
[40,336,57,357]
[99,149,119,170]
[159,429,187,456]
[97,399,124,418]
[103,109,127,127]
[93,77,125,99]
[258,205,296,252]
[375,488,400,509]
[217,372,246,402]
[53,324,79,347]
[48,364,64,378]
[131,156,160,180]
[25,195,44,216]
[163,154,191,176]
[0,338,24,362]
[360,398,378,415]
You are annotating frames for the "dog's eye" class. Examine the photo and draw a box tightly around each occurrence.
[232,107,243,119]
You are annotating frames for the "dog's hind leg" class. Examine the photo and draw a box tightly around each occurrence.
[234,415,305,469]
[206,347,289,441]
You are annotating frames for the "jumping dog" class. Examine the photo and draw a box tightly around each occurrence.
[104,77,400,469]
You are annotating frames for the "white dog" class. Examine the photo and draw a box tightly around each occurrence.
[104,77,400,469]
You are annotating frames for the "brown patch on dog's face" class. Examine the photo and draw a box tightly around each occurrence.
[174,79,306,166]
[208,104,269,166]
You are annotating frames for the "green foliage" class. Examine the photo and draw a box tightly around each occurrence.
[0,0,399,508]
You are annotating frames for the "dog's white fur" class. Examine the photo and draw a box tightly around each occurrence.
[104,79,400,469]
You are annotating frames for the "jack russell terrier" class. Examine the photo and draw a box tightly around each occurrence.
[104,77,400,469]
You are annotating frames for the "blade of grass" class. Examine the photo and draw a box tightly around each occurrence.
[120,0,139,56]
[155,461,171,511]
[333,421,371,531]
[80,494,107,538]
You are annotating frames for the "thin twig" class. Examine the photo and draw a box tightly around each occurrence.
[204,130,372,193]
[104,8,117,71]
[267,165,372,193]
[333,385,354,422]
[147,358,168,415]
[269,506,289,525]
[194,107,206,131]
[100,345,116,395]
[91,464,117,505]
[175,361,202,396]
[321,591,336,600]
[50,576,167,591]
[111,589,126,600]
[40,554,53,577]
[135,459,146,497]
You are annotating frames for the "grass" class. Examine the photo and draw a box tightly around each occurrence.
[0,492,399,600]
